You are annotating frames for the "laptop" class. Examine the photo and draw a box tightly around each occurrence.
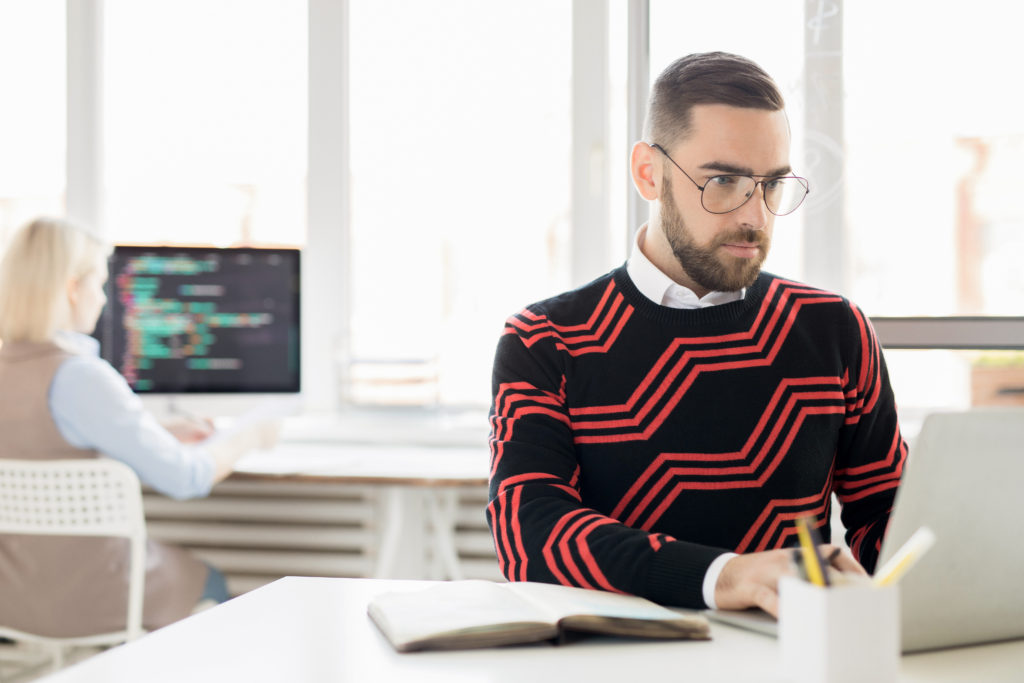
[706,407,1024,652]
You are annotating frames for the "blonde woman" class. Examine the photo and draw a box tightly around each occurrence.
[0,217,262,637]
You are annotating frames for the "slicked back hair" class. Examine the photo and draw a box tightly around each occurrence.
[644,52,785,151]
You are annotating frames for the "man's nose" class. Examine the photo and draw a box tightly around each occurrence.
[734,183,769,230]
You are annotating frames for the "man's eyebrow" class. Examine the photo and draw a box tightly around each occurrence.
[698,161,793,177]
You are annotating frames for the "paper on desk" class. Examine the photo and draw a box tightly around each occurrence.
[233,445,359,475]
[201,395,302,448]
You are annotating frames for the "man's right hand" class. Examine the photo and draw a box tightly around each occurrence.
[714,546,866,617]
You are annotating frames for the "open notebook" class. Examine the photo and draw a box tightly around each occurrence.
[706,407,1024,653]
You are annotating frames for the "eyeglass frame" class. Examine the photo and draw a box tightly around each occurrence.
[649,143,810,216]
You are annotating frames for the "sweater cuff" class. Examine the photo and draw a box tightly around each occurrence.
[645,541,730,608]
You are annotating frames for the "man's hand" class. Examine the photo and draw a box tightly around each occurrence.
[714,545,866,617]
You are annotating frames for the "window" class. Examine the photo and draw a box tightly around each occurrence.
[647,0,1024,425]
[0,0,65,242]
[347,0,573,407]
[103,0,307,247]
[842,1,1024,421]
[11,2,1020,425]
[845,1,1024,317]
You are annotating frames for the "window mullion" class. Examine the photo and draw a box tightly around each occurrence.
[306,0,351,411]
[66,0,104,235]
[571,0,610,285]
[625,0,649,246]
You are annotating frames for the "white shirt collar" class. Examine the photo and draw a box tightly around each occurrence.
[54,330,101,356]
[626,224,744,310]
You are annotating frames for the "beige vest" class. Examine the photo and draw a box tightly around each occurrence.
[0,341,207,637]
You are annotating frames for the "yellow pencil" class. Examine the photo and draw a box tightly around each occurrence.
[873,526,936,587]
[795,516,827,587]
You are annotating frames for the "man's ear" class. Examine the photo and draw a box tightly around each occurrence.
[630,141,659,201]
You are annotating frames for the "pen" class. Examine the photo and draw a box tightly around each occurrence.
[873,526,936,587]
[791,547,807,581]
[794,516,829,587]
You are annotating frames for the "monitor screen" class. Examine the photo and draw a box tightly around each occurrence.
[94,245,301,394]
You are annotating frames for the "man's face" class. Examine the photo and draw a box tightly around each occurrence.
[657,104,791,295]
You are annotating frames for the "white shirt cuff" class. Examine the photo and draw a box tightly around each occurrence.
[702,552,739,609]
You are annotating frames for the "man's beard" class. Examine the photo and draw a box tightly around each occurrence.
[661,174,769,293]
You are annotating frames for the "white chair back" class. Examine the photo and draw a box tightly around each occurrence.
[0,458,147,672]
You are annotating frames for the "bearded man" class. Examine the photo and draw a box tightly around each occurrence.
[486,52,906,616]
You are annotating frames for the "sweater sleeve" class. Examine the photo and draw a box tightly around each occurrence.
[833,303,908,573]
[486,311,726,608]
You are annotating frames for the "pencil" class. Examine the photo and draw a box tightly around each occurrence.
[873,526,936,587]
[794,516,829,587]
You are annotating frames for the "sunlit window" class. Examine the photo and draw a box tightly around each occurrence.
[348,0,573,406]
[6,1,1019,420]
[844,2,1024,417]
[103,0,307,247]
[845,1,1024,317]
[0,0,65,243]
[649,1,1024,421]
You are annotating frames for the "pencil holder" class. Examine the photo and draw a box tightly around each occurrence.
[778,576,899,683]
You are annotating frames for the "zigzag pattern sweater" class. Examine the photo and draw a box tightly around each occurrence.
[487,266,906,608]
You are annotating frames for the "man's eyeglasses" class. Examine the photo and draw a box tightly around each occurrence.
[650,143,810,216]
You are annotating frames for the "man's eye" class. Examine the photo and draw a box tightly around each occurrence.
[710,175,738,187]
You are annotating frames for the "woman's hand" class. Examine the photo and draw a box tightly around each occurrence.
[161,415,215,444]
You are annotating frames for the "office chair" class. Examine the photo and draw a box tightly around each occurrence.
[0,458,146,677]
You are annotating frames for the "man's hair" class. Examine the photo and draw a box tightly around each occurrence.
[643,52,785,150]
[0,217,110,343]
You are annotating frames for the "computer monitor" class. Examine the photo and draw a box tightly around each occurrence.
[94,245,301,408]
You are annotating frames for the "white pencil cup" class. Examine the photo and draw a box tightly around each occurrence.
[778,576,900,683]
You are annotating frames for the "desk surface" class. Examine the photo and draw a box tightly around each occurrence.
[230,442,489,487]
[39,577,1024,683]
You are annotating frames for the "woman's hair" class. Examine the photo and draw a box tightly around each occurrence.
[0,217,111,342]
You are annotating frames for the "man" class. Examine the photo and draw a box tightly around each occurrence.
[486,52,905,617]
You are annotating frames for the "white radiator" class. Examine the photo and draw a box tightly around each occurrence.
[143,480,500,596]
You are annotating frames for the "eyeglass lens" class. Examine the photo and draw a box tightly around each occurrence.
[703,176,809,216]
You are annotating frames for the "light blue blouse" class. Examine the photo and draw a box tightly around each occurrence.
[48,331,216,500]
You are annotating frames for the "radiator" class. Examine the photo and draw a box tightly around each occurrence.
[143,480,501,596]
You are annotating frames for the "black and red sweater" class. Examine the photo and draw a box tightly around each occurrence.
[487,266,906,608]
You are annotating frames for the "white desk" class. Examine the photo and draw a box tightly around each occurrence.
[229,443,489,580]
[37,577,1024,683]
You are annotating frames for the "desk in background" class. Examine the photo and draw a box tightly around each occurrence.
[38,577,1024,683]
